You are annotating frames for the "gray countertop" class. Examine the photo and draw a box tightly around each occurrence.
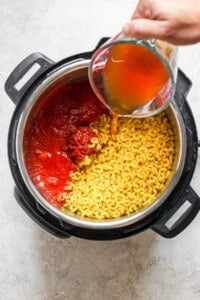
[1,1,200,299]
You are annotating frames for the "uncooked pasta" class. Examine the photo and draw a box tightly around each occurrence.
[60,112,175,220]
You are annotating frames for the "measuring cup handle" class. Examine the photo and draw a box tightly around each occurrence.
[5,52,54,105]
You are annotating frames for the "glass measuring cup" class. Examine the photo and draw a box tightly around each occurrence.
[88,32,178,117]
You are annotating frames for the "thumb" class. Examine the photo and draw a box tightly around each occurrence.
[123,19,171,40]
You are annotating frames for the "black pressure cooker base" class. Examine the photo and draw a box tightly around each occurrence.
[6,39,200,240]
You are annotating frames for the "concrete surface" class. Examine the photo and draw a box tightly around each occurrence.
[1,1,200,299]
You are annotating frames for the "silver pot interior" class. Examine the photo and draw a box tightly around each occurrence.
[16,60,187,229]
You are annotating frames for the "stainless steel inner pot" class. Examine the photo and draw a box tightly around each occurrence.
[16,59,187,229]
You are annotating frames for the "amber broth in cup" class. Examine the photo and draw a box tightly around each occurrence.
[103,43,170,114]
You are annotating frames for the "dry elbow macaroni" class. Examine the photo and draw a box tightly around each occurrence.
[61,112,175,220]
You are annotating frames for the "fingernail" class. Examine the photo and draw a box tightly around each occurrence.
[122,23,131,36]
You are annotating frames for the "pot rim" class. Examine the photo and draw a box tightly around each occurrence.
[15,59,187,229]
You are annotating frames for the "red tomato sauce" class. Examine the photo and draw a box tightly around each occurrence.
[23,79,107,206]
[63,126,96,163]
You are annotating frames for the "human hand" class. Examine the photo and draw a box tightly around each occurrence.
[123,0,200,45]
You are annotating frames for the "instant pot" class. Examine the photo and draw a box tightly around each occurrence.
[5,38,200,240]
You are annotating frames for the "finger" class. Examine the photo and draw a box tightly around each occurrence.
[131,11,141,19]
[122,19,172,40]
[131,6,141,19]
[131,0,154,20]
[131,2,142,19]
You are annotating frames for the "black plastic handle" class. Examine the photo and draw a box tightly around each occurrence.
[176,69,192,97]
[175,69,192,110]
[152,186,200,238]
[14,187,70,239]
[5,52,54,105]
[93,37,110,51]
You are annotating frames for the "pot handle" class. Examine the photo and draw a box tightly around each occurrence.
[152,186,200,238]
[5,52,54,105]
[14,187,70,239]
